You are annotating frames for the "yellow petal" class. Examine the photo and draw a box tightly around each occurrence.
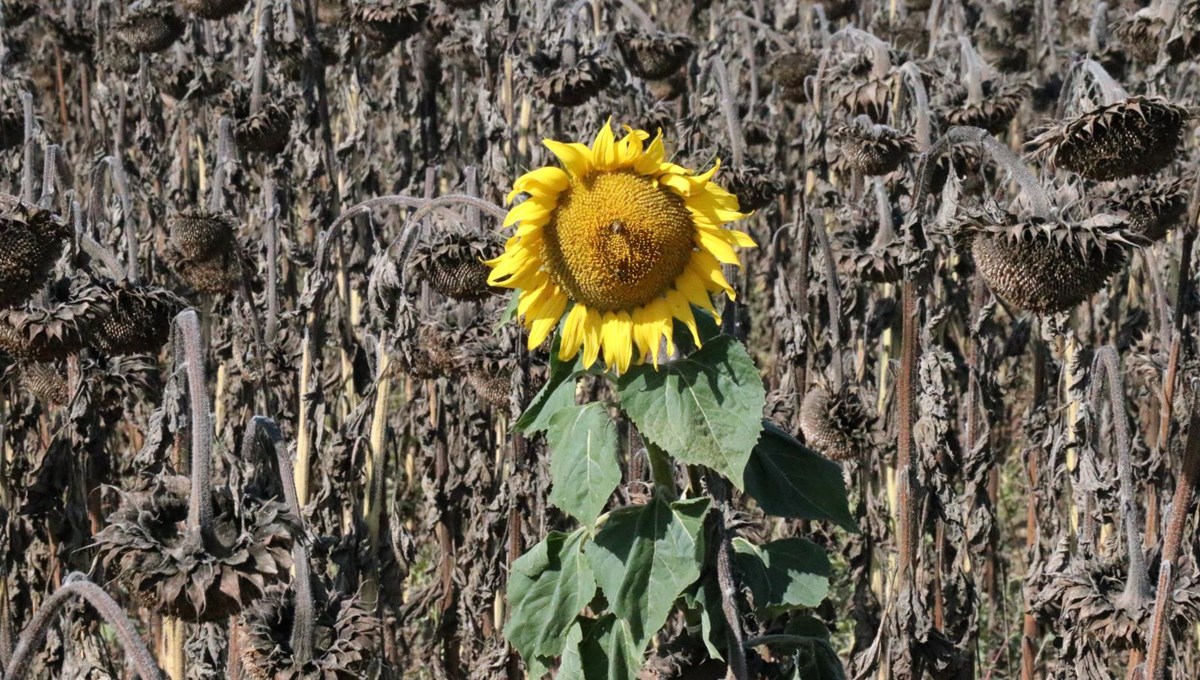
[580,307,603,368]
[687,250,736,298]
[559,304,588,362]
[507,166,570,203]
[503,196,555,228]
[633,132,666,175]
[543,139,594,176]
[695,228,743,267]
[591,119,617,171]
[526,289,567,349]
[666,290,702,346]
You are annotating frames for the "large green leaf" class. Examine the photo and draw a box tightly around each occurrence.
[744,421,858,532]
[557,615,642,680]
[547,403,621,525]
[505,528,596,659]
[733,537,830,616]
[682,576,727,661]
[616,336,765,487]
[584,496,710,649]
[516,334,582,433]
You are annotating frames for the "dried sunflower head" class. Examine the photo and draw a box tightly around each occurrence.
[825,51,893,119]
[646,71,687,101]
[95,475,297,622]
[1104,179,1188,243]
[408,235,498,301]
[956,209,1137,314]
[348,0,429,45]
[800,385,876,461]
[830,119,917,177]
[1028,96,1190,181]
[238,586,379,680]
[768,49,817,103]
[938,77,1029,134]
[972,4,1032,72]
[721,162,785,213]
[1112,9,1166,63]
[180,0,251,20]
[0,201,69,309]
[114,5,186,54]
[235,103,293,154]
[1,0,37,26]
[21,362,68,406]
[833,204,903,284]
[92,281,186,356]
[104,42,143,76]
[524,49,617,107]
[615,30,695,80]
[167,210,245,294]
[0,291,109,362]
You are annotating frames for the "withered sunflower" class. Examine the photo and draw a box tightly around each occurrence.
[800,385,876,461]
[238,586,379,680]
[95,474,297,622]
[486,121,753,373]
[0,201,70,309]
[1105,179,1188,243]
[409,235,498,301]
[615,30,695,80]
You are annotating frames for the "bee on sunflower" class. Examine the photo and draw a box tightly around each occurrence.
[486,121,755,374]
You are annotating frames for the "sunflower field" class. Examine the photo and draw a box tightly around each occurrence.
[2,1,1200,679]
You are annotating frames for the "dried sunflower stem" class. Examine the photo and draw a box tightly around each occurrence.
[613,0,655,26]
[175,309,216,544]
[870,178,896,249]
[361,345,393,610]
[811,211,844,386]
[249,0,269,116]
[207,117,235,214]
[1083,58,1130,107]
[1088,3,1109,53]
[6,574,162,680]
[922,126,1052,220]
[21,91,35,204]
[958,37,987,107]
[242,416,316,666]
[708,56,745,168]
[898,62,931,149]
[1144,383,1200,679]
[90,155,137,283]
[1089,346,1153,609]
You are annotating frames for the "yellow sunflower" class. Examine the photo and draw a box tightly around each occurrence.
[486,121,754,374]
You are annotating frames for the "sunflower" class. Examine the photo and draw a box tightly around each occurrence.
[486,121,753,373]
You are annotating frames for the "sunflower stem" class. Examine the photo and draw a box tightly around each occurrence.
[959,37,986,107]
[871,178,896,248]
[1083,58,1129,107]
[1089,347,1153,610]
[6,574,162,680]
[175,309,216,545]
[708,56,745,168]
[1144,382,1200,679]
[811,210,844,387]
[1088,3,1109,53]
[917,126,1052,220]
[898,62,931,148]
[264,174,279,343]
[241,417,316,667]
[208,117,235,214]
[646,442,677,500]
[249,1,269,117]
[21,91,35,205]
[37,144,60,211]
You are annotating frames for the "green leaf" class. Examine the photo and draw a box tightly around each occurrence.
[585,496,710,649]
[547,403,621,525]
[744,421,858,532]
[682,576,727,661]
[496,291,520,329]
[549,622,585,680]
[505,528,596,660]
[516,334,582,433]
[561,615,642,680]
[786,617,846,680]
[733,538,830,616]
[616,336,765,487]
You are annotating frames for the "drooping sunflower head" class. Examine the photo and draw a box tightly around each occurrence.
[486,121,754,374]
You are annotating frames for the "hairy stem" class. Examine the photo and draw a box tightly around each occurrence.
[1084,58,1129,106]
[1144,384,1200,679]
[898,62,931,148]
[871,178,896,248]
[6,574,162,680]
[959,37,986,106]
[241,417,315,666]
[175,309,215,543]
[208,117,235,214]
[1089,346,1152,609]
[21,91,35,204]
[916,126,1052,220]
[1088,2,1109,53]
[811,211,844,386]
[37,144,60,210]
[708,56,745,167]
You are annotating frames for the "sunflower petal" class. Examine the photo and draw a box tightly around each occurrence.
[591,120,617,171]
[543,139,594,176]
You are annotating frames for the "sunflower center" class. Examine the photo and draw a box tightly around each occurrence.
[541,170,695,311]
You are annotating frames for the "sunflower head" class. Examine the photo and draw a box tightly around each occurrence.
[486,121,754,374]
